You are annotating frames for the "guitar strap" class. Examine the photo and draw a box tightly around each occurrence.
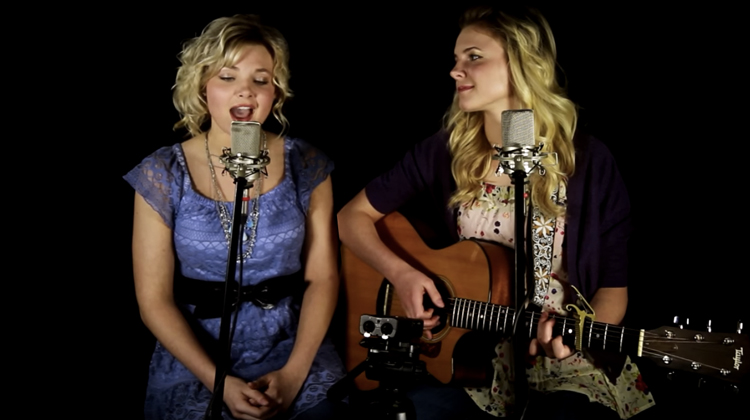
[529,183,567,307]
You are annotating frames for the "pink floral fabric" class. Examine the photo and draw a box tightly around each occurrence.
[457,182,655,418]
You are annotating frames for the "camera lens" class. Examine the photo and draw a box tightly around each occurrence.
[381,322,394,335]
[363,320,375,333]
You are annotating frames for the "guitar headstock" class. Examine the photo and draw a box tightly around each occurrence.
[642,325,748,383]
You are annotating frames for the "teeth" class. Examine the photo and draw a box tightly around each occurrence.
[231,106,252,120]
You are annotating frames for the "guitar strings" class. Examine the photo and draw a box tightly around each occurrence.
[639,348,727,373]
[447,297,728,345]
[447,297,644,337]
[447,297,738,377]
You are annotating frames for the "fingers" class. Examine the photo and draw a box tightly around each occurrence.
[421,310,439,327]
[248,377,268,392]
[422,313,441,339]
[407,293,440,329]
[408,293,428,319]
[240,393,279,420]
[424,281,444,308]
[538,310,551,324]
[536,311,554,353]
[550,336,573,359]
[227,389,274,420]
[242,387,271,407]
[224,374,288,420]
[528,338,539,356]
[534,312,573,359]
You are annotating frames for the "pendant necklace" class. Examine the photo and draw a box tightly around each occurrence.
[205,132,264,261]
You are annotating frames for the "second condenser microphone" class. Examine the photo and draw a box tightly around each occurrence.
[496,109,555,177]
[501,109,535,150]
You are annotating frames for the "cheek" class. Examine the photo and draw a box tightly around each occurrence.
[261,88,276,107]
[257,87,277,115]
[204,82,227,112]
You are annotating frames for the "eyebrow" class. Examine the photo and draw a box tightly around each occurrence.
[226,66,271,74]
[454,46,481,57]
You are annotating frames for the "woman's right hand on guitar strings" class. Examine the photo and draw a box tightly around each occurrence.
[388,266,444,339]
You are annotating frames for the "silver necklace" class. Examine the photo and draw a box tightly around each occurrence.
[205,132,263,261]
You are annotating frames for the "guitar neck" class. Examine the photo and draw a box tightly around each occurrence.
[448,297,644,356]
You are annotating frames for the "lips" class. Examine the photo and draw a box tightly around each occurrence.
[230,106,254,121]
[457,85,473,92]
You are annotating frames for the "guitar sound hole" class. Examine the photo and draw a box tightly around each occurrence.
[423,277,451,335]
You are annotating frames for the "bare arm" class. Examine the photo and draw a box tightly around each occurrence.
[589,286,628,325]
[287,176,340,375]
[132,192,269,418]
[132,192,215,387]
[337,189,443,336]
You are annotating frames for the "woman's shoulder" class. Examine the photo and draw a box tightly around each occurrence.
[285,136,327,158]
[282,136,333,210]
[569,130,628,200]
[573,130,613,153]
[419,129,451,150]
[572,131,618,167]
[123,143,188,229]
[396,129,452,167]
[285,136,333,170]
[125,143,187,180]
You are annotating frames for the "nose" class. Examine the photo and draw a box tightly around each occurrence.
[236,80,255,98]
[450,61,466,80]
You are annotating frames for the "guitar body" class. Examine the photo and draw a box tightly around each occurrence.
[341,212,514,389]
[341,212,750,390]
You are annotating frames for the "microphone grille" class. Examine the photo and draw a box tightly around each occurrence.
[501,109,535,147]
[231,121,262,156]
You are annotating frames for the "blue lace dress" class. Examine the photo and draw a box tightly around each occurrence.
[124,137,346,420]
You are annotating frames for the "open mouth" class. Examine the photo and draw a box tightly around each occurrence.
[230,106,254,121]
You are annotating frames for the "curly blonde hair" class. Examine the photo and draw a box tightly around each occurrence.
[446,6,577,217]
[172,15,292,137]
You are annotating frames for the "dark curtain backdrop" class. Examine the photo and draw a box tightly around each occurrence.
[105,3,745,418]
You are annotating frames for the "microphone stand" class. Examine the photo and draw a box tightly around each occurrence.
[206,175,251,420]
[496,145,549,419]
[509,166,532,419]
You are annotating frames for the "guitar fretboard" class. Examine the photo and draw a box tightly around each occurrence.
[449,297,644,355]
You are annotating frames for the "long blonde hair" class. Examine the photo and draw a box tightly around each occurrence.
[172,15,293,137]
[446,6,577,217]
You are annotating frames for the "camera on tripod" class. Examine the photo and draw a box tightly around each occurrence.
[357,315,426,382]
[328,314,429,419]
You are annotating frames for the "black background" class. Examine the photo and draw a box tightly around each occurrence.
[105,3,746,418]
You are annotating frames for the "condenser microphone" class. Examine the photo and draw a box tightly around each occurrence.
[221,121,268,181]
[220,121,270,219]
[502,109,535,149]
[495,109,555,177]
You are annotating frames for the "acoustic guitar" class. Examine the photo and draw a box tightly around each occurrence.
[341,212,749,390]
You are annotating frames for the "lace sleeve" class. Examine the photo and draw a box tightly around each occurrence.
[123,145,185,229]
[288,138,334,214]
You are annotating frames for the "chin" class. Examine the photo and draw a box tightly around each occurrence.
[456,97,481,112]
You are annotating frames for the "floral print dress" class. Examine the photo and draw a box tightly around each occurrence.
[456,181,655,418]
